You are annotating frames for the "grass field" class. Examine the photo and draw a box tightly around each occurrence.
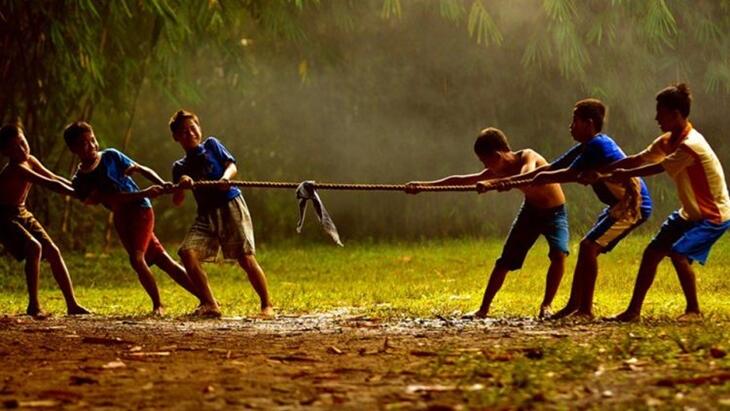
[2,236,730,409]
[1,235,729,320]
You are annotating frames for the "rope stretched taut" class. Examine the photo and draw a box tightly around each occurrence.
[189,180,475,192]
[175,177,536,192]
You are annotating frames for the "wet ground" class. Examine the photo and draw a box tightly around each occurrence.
[1,312,728,410]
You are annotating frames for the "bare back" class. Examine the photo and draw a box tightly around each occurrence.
[512,150,565,209]
[0,162,33,207]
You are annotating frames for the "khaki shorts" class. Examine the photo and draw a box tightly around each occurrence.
[179,195,255,261]
[0,206,55,261]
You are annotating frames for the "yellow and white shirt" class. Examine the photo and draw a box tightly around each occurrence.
[639,124,730,223]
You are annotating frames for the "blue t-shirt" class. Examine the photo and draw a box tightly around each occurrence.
[551,134,652,218]
[172,137,241,214]
[72,149,151,209]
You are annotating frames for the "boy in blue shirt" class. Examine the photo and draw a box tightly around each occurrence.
[64,121,202,316]
[169,110,273,318]
[482,99,653,319]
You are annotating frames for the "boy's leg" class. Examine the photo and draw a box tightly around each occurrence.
[114,207,163,315]
[219,196,270,315]
[21,213,89,314]
[540,205,570,317]
[43,242,89,314]
[24,238,43,316]
[540,250,566,316]
[611,246,667,321]
[178,249,220,316]
[177,213,221,315]
[476,203,541,318]
[575,239,602,316]
[2,215,47,317]
[152,249,202,301]
[128,252,163,314]
[669,252,700,315]
[237,254,273,315]
[475,264,511,318]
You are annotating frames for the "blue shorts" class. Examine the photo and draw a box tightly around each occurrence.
[586,207,648,253]
[648,211,730,265]
[497,202,569,271]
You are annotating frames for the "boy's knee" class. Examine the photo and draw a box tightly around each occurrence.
[42,242,61,260]
[642,246,666,262]
[669,251,690,266]
[579,239,601,256]
[178,248,196,262]
[25,240,42,258]
[548,249,567,262]
[238,253,256,269]
[128,252,147,267]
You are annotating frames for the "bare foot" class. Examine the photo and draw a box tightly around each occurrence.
[462,309,489,320]
[260,306,276,319]
[193,304,222,319]
[26,306,50,319]
[67,305,92,315]
[606,310,640,322]
[549,305,577,320]
[538,305,553,320]
[568,311,595,321]
[676,312,703,322]
[151,306,165,317]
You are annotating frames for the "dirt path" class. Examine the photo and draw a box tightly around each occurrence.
[0,313,727,410]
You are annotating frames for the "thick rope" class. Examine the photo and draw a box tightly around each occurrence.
[180,178,534,192]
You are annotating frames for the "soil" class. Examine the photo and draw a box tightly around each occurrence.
[0,312,724,410]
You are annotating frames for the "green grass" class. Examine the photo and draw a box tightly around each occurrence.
[1,235,729,318]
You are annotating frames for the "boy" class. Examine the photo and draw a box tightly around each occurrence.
[406,127,569,318]
[169,110,273,318]
[482,99,653,319]
[0,123,89,317]
[63,121,201,316]
[589,84,729,321]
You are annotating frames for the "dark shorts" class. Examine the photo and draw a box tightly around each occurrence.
[649,211,730,265]
[179,195,255,262]
[113,205,165,265]
[586,207,647,253]
[497,202,570,271]
[0,206,55,261]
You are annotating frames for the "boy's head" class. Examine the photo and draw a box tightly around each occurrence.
[169,110,202,151]
[63,121,99,162]
[571,99,605,142]
[474,127,511,169]
[0,123,30,163]
[655,83,691,133]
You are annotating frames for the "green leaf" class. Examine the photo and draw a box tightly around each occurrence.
[467,0,502,46]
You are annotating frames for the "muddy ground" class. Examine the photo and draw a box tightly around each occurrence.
[1,312,728,410]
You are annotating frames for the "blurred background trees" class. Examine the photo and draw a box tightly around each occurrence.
[1,0,729,250]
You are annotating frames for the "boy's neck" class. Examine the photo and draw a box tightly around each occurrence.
[80,152,101,171]
[185,143,203,155]
[670,119,690,140]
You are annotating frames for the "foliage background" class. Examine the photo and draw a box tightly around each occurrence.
[1,0,729,250]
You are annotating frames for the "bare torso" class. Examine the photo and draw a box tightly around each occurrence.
[496,150,565,209]
[0,162,33,207]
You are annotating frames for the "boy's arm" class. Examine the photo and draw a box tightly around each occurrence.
[172,175,193,207]
[405,169,494,194]
[28,156,73,186]
[608,164,664,180]
[126,163,169,186]
[476,162,554,193]
[101,186,165,205]
[221,161,237,181]
[16,164,75,197]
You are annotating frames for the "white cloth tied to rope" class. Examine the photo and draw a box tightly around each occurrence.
[296,181,343,246]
